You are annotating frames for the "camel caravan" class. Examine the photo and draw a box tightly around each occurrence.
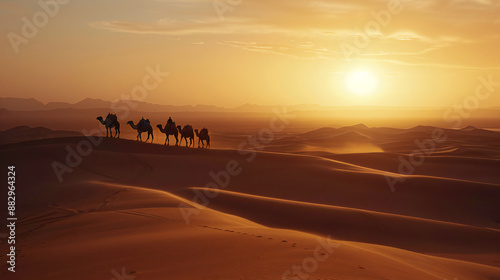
[96,113,210,148]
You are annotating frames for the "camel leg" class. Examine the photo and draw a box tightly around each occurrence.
[151,132,154,143]
[145,131,152,143]
[174,135,178,146]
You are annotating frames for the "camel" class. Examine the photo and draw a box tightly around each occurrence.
[96,113,120,138]
[127,119,154,142]
[157,122,179,146]
[195,128,210,148]
[177,125,194,147]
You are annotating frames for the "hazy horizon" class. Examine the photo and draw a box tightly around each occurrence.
[3,95,500,110]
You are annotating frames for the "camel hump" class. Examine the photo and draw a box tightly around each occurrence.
[139,119,149,128]
[200,128,209,134]
[107,113,118,121]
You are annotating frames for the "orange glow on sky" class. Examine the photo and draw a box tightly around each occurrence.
[1,0,500,108]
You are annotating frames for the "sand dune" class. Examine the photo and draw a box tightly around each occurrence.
[1,124,500,279]
[179,187,500,266]
[3,180,500,280]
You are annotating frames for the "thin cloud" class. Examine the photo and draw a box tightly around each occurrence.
[87,0,500,68]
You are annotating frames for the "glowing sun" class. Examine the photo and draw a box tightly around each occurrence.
[345,70,378,96]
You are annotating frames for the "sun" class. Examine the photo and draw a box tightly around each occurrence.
[345,70,378,96]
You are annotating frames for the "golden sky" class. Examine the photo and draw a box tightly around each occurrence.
[1,0,500,107]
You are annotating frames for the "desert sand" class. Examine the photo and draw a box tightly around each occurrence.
[0,124,499,280]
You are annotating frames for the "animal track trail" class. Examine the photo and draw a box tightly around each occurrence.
[117,210,180,223]
[197,225,301,248]
[18,188,169,240]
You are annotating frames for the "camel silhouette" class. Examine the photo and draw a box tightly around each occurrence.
[177,125,194,147]
[157,122,179,146]
[127,119,154,142]
[97,113,120,138]
[195,128,210,148]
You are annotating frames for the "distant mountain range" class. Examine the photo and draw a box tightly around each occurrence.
[1,97,474,113]
[0,97,226,112]
[0,97,338,113]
